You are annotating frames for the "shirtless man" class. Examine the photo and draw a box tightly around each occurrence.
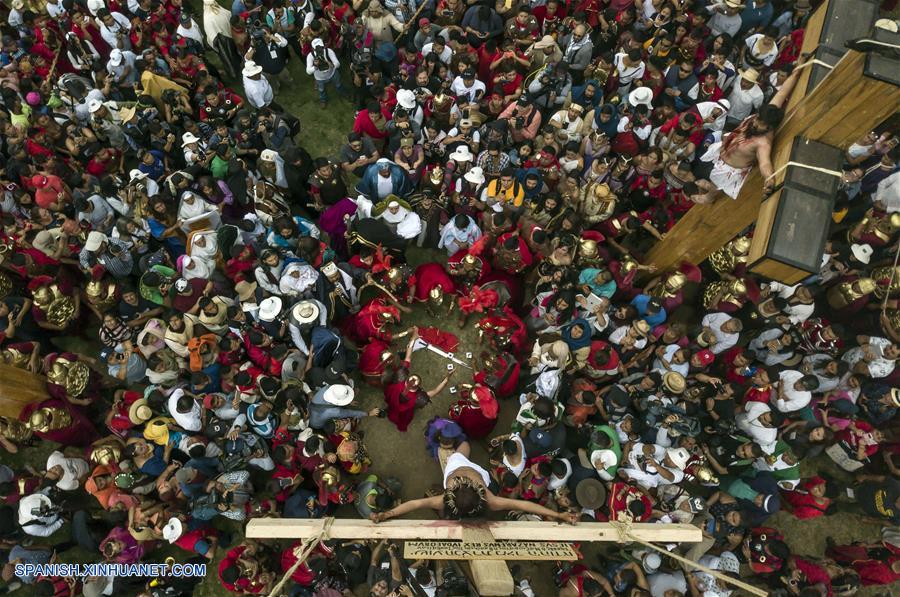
[371,444,578,523]
[698,62,806,200]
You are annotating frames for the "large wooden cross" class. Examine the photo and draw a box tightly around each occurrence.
[643,0,900,282]
[248,518,711,596]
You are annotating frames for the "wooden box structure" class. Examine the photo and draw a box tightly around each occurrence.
[748,138,844,283]
[785,0,880,113]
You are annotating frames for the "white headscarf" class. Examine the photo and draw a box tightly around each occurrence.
[695,101,728,132]
[279,262,320,297]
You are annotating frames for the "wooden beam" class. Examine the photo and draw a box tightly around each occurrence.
[0,365,49,418]
[644,48,900,277]
[245,519,703,543]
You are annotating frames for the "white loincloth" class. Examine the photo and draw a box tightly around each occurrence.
[700,141,751,200]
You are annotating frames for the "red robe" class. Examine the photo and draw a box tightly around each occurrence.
[473,352,521,398]
[384,381,422,432]
[359,340,392,386]
[449,386,498,439]
[20,399,98,446]
[413,262,456,301]
[342,299,398,344]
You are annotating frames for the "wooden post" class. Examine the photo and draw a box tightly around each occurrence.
[643,12,900,278]
[245,518,703,542]
[0,365,49,418]
[461,528,514,596]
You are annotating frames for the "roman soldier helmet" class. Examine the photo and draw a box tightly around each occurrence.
[579,238,599,259]
[429,286,445,306]
[731,236,751,255]
[664,272,688,291]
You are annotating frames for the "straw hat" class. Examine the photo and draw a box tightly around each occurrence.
[738,67,759,84]
[128,398,153,425]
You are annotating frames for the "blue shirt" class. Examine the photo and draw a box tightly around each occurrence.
[631,294,667,328]
[739,0,774,34]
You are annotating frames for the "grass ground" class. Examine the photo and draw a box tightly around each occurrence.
[4,26,899,597]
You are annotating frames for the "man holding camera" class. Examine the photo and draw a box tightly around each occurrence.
[498,96,541,143]
[305,38,344,108]
[245,27,292,91]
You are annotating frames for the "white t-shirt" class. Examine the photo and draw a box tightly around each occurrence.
[46,451,90,491]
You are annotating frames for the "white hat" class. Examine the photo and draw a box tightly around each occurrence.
[739,67,760,84]
[449,146,473,162]
[628,87,654,109]
[464,166,485,185]
[396,89,416,110]
[376,158,391,167]
[258,296,283,322]
[311,38,324,48]
[174,278,189,293]
[259,149,278,162]
[10,0,24,9]
[83,231,108,252]
[242,61,263,77]
[291,300,320,325]
[181,132,200,147]
[162,517,183,543]
[666,447,690,470]
[716,98,731,112]
[109,48,123,66]
[590,449,618,471]
[87,99,104,114]
[321,262,339,277]
[851,243,873,264]
[387,200,400,208]
[323,384,354,406]
[129,169,149,182]
[642,552,662,573]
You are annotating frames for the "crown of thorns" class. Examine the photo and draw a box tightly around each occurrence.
[443,476,487,518]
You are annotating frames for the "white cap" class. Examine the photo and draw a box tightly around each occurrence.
[87,99,104,113]
[129,169,149,182]
[396,89,416,110]
[109,49,123,67]
[162,517,183,543]
[83,231,108,252]
[311,38,324,48]
[260,149,278,162]
[321,262,339,277]
[174,278,190,293]
[376,158,391,167]
[666,447,690,470]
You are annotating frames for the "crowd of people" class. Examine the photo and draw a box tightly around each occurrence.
[0,0,898,594]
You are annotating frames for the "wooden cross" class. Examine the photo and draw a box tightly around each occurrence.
[248,518,703,596]
[644,0,900,282]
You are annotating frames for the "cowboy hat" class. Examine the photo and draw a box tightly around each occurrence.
[181,132,200,147]
[590,449,618,472]
[464,166,486,185]
[323,384,354,406]
[663,371,686,394]
[533,35,556,50]
[628,87,654,109]
[119,105,137,123]
[291,300,320,326]
[234,280,258,302]
[242,61,263,77]
[574,478,607,510]
[128,398,153,425]
[449,146,474,162]
[631,319,651,337]
[258,296,283,322]
[738,67,759,84]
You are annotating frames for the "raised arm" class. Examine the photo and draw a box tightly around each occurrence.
[372,495,444,521]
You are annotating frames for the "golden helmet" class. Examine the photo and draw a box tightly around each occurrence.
[664,272,688,291]
[730,280,748,295]
[695,465,719,485]
[90,445,122,466]
[27,409,48,431]
[386,268,402,284]
[32,285,53,306]
[462,254,477,266]
[579,239,599,258]
[857,277,877,294]
[592,183,612,199]
[890,213,900,229]
[318,465,341,486]
[0,242,12,265]
[731,236,751,255]
[429,166,443,184]
[379,311,394,321]
[85,279,105,298]
[379,350,393,362]
[621,256,638,273]
[429,286,445,305]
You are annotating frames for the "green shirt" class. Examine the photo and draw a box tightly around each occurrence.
[211,155,229,179]
[140,265,177,305]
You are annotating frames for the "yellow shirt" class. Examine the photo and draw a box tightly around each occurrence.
[486,179,525,207]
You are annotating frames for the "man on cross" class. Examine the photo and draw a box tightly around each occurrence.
[698,62,806,200]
